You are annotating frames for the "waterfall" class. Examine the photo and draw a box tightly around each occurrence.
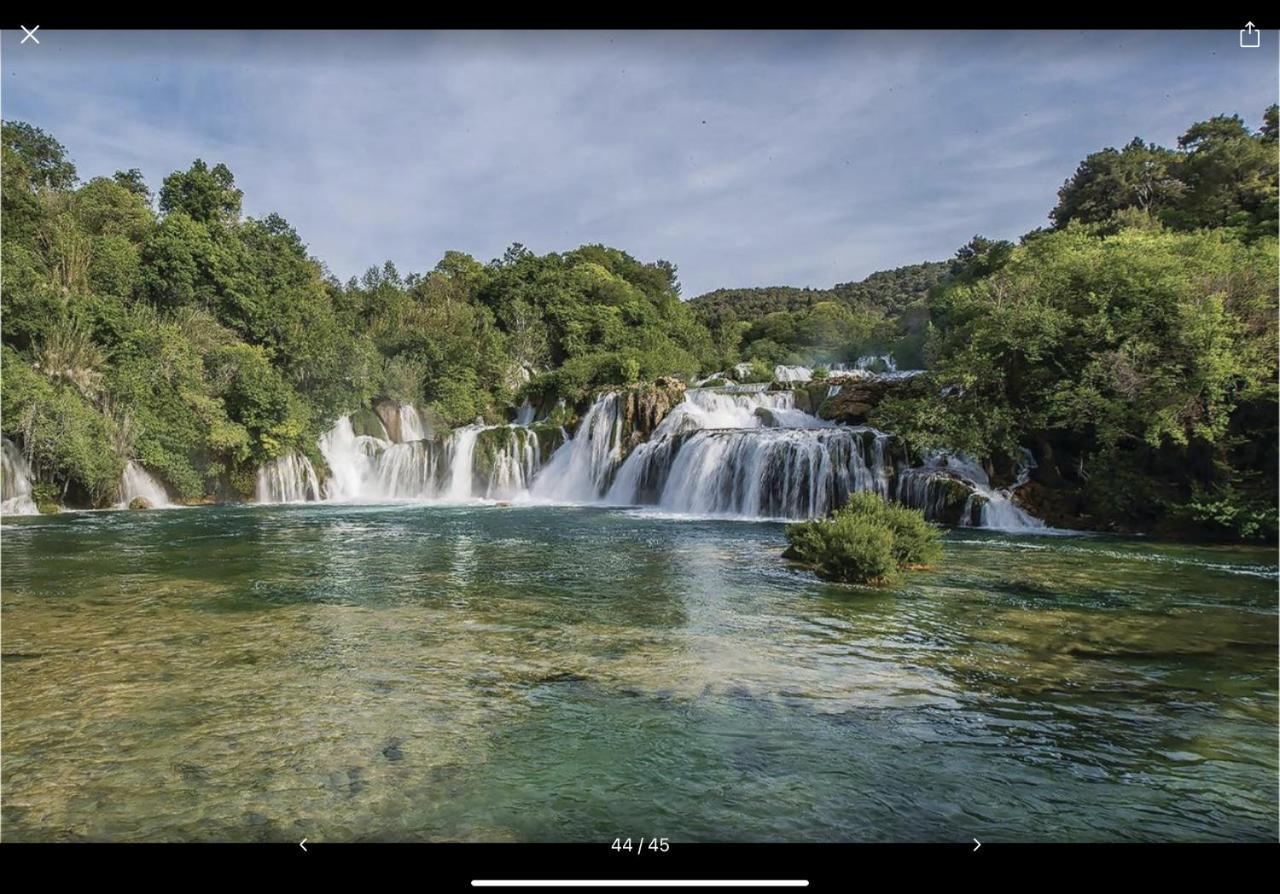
[446,425,484,501]
[260,409,548,504]
[977,449,1044,530]
[117,461,173,508]
[479,427,543,499]
[621,427,892,519]
[514,399,536,425]
[2,437,39,515]
[255,452,322,503]
[246,390,1044,529]
[774,364,813,383]
[317,415,393,500]
[397,404,427,442]
[604,388,890,518]
[531,392,624,502]
[900,452,1044,530]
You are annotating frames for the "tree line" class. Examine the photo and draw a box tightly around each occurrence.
[2,106,1276,539]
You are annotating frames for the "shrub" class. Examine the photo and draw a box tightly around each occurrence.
[783,491,942,584]
[738,359,775,383]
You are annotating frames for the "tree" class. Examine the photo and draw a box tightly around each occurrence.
[1051,137,1182,228]
[113,169,152,202]
[2,121,77,190]
[158,159,243,225]
[1165,113,1277,240]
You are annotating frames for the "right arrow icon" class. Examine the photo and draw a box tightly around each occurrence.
[973,838,981,852]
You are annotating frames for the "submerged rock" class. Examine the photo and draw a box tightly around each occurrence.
[128,497,153,511]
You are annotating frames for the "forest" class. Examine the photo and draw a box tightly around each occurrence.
[2,105,1276,539]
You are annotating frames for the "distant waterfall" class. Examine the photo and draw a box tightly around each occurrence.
[255,452,322,503]
[774,365,813,383]
[117,461,173,508]
[256,404,551,504]
[481,427,542,499]
[514,399,537,425]
[2,437,39,516]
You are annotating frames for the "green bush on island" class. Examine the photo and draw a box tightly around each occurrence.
[783,491,942,584]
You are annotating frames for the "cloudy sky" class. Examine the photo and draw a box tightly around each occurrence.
[3,30,1274,296]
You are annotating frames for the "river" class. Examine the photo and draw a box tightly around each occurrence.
[1,503,1275,841]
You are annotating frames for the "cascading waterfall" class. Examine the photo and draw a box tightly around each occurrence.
[244,387,1045,529]
[257,407,551,504]
[2,437,40,515]
[602,388,892,518]
[973,449,1044,530]
[481,427,542,500]
[446,425,484,501]
[530,392,624,502]
[774,365,814,383]
[397,404,427,442]
[899,452,1044,530]
[255,452,322,503]
[117,461,173,508]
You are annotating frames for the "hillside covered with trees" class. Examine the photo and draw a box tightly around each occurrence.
[2,106,1276,539]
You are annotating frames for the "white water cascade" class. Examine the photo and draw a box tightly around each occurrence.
[601,388,892,519]
[256,452,322,503]
[397,404,427,442]
[530,393,623,503]
[897,452,1044,530]
[117,461,173,508]
[247,389,1044,529]
[257,407,550,505]
[2,437,40,515]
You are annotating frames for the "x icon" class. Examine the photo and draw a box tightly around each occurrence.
[21,25,40,44]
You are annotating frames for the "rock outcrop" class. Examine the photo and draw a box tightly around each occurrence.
[818,375,926,425]
[615,377,687,460]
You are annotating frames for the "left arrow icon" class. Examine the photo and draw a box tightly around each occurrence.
[300,838,308,852]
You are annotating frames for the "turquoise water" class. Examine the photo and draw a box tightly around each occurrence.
[1,503,1276,841]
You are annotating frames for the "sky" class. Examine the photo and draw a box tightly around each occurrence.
[2,29,1275,297]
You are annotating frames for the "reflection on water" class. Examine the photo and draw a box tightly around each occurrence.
[1,505,1276,841]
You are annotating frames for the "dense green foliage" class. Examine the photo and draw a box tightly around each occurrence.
[874,107,1278,540]
[1051,108,1278,243]
[1,121,714,505]
[783,491,943,584]
[688,261,948,370]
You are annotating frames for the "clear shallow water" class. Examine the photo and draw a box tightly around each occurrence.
[1,504,1276,842]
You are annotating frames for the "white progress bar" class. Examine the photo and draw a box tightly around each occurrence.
[472,882,809,888]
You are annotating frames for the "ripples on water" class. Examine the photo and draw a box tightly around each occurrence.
[1,505,1276,842]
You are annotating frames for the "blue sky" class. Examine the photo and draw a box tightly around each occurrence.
[3,29,1275,296]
